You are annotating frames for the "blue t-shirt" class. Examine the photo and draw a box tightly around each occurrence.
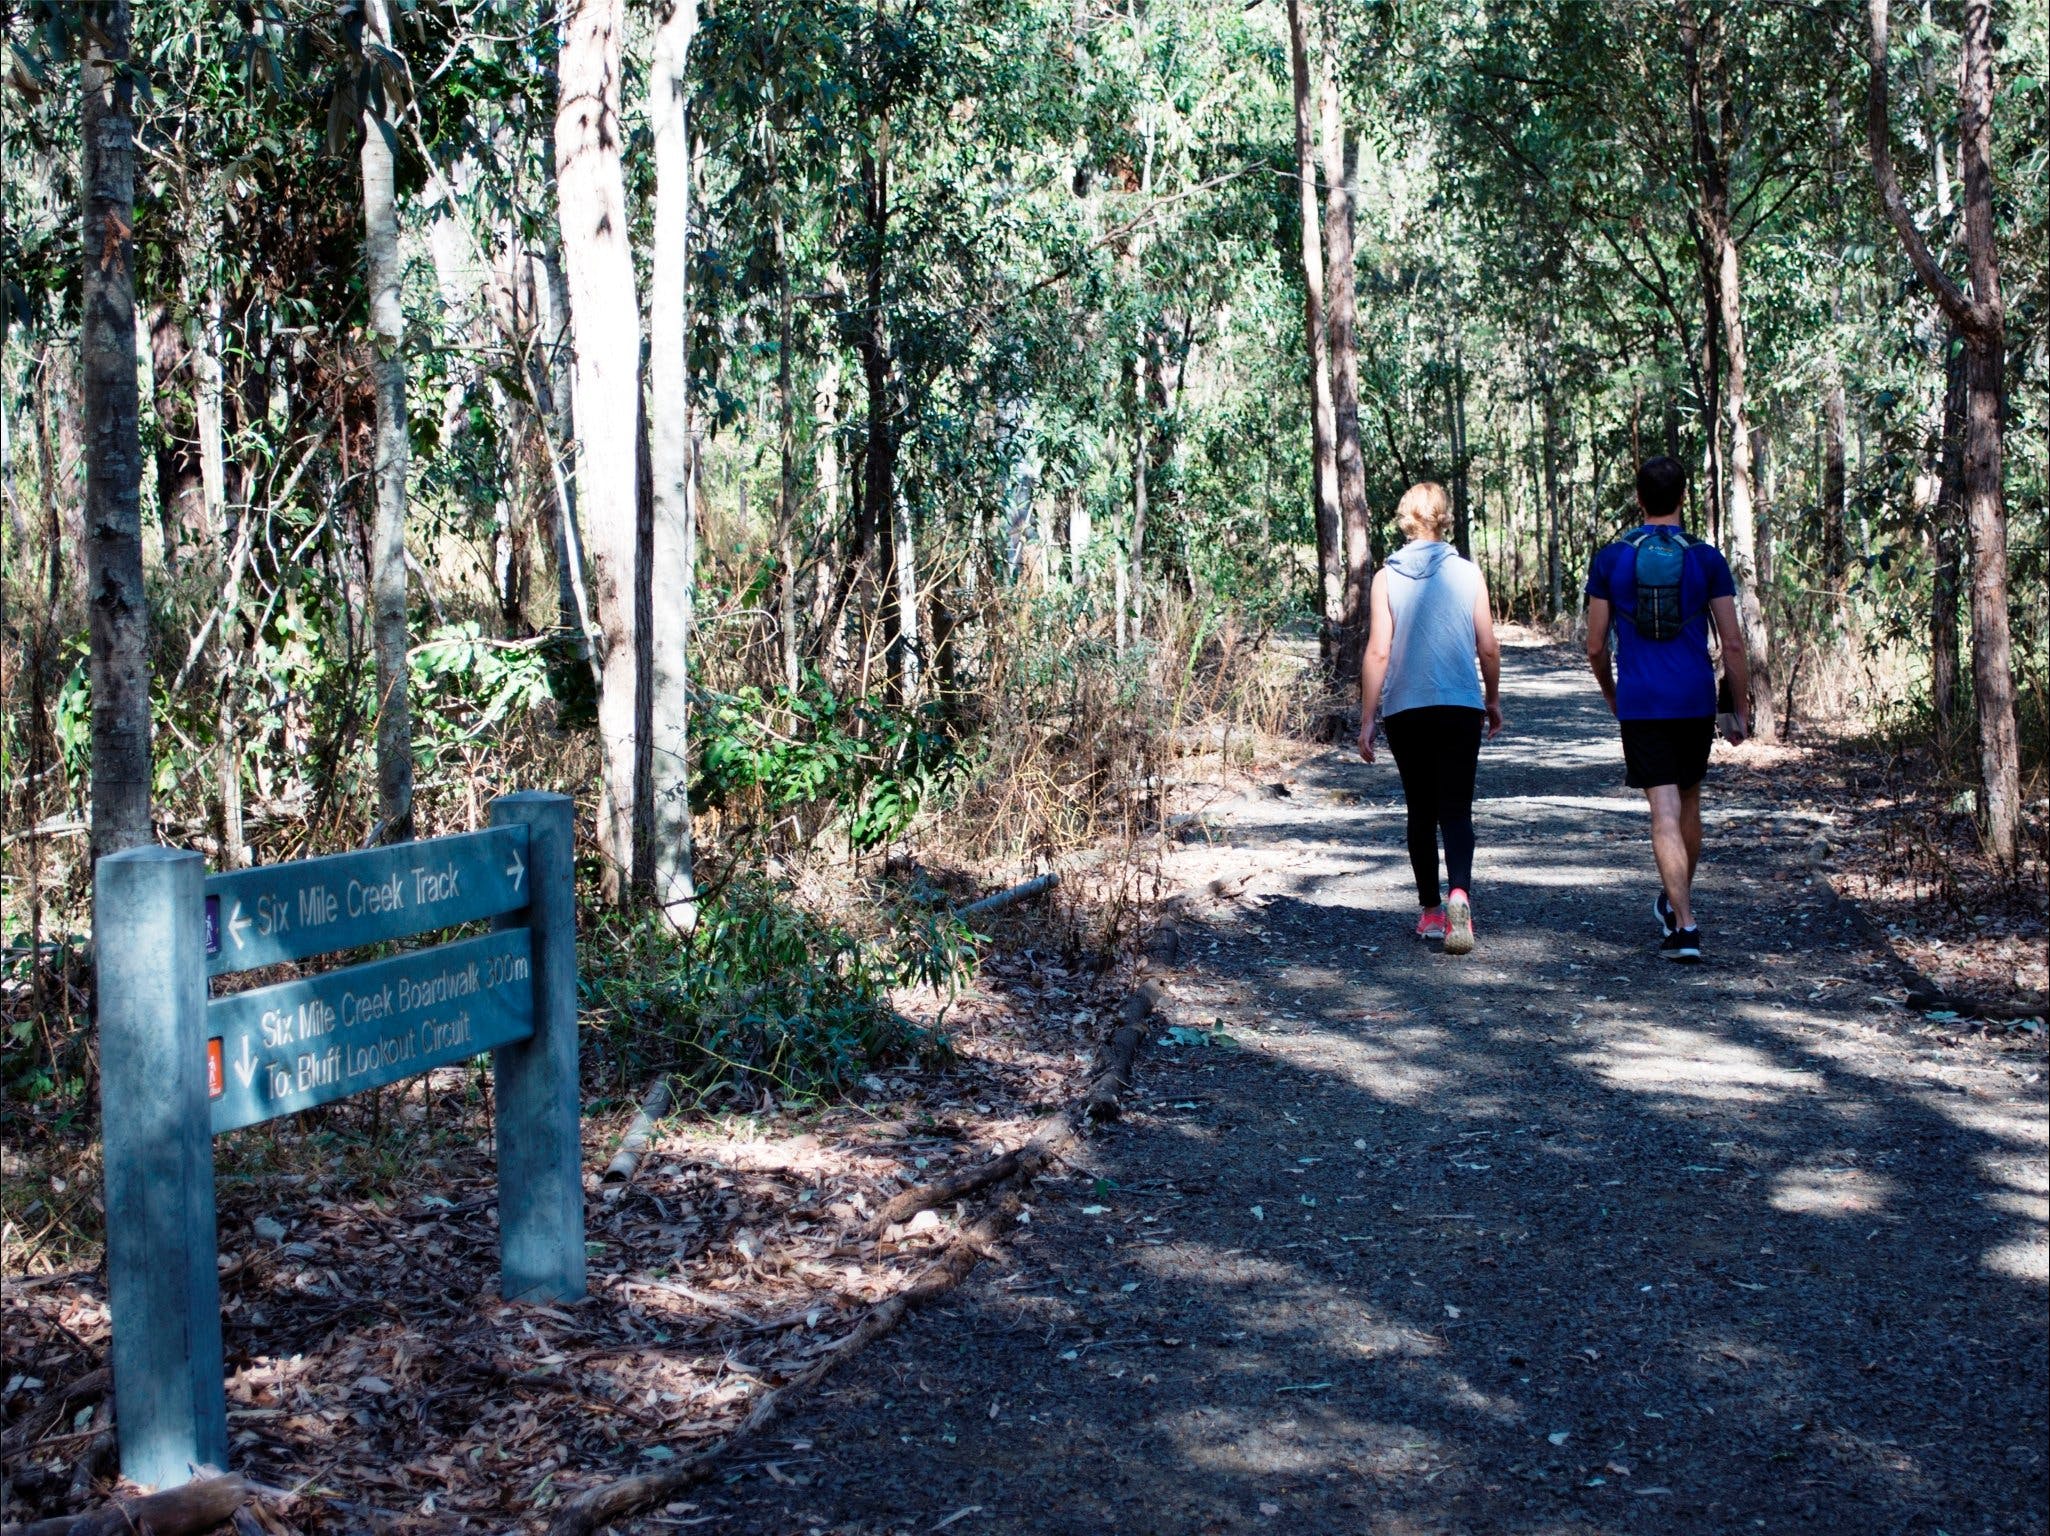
[1584,528,1736,720]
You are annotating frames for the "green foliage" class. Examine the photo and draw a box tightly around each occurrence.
[582,875,969,1102]
[693,678,966,851]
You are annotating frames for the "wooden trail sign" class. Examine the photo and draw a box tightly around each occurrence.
[93,793,583,1489]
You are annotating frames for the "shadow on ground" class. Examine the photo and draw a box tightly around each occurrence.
[691,644,2047,1536]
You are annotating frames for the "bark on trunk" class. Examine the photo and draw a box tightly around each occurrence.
[1930,327,1964,733]
[858,121,901,692]
[646,0,698,930]
[81,0,152,861]
[147,307,202,568]
[556,0,646,899]
[1864,0,2019,864]
[1450,339,1471,559]
[1319,31,1371,678]
[193,293,227,535]
[358,0,415,843]
[774,209,800,694]
[1285,0,1342,670]
[1679,1,1775,741]
[1541,382,1561,619]
[892,494,921,700]
[1822,376,1848,601]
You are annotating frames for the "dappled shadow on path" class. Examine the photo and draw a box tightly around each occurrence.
[702,644,2047,1536]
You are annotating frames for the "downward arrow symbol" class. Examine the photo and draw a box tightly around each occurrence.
[228,899,253,948]
[507,848,526,891]
[233,1036,258,1088]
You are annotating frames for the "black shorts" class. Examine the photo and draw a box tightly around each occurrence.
[1620,717,1714,790]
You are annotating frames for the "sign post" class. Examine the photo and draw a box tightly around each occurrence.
[92,793,582,1487]
[489,792,585,1300]
[95,847,226,1488]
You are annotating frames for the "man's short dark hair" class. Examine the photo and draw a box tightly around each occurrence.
[1636,456,1687,519]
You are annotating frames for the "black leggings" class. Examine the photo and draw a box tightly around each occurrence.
[1382,705,1483,907]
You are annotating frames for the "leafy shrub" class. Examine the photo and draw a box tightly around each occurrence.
[581,874,970,1102]
[692,675,966,851]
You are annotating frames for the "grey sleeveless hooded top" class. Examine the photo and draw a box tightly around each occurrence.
[1381,540,1484,716]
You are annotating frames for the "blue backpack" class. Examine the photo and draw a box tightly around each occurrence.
[1621,526,1699,643]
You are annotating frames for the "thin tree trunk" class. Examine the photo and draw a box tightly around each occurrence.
[1680,0,1775,740]
[81,0,152,861]
[1930,328,1964,734]
[1320,33,1371,678]
[357,0,415,843]
[1821,79,1850,617]
[557,0,647,899]
[858,118,900,692]
[1127,106,1153,647]
[1866,0,2017,861]
[146,307,202,569]
[646,0,698,929]
[1822,377,1848,604]
[774,207,800,694]
[194,292,227,536]
[1541,382,1561,619]
[1285,0,1342,669]
[892,493,920,700]
[1129,419,1147,645]
[1450,336,1471,558]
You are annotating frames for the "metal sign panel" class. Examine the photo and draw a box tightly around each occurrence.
[204,826,531,977]
[206,928,535,1133]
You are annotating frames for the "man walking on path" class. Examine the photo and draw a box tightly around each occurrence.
[1584,456,1750,961]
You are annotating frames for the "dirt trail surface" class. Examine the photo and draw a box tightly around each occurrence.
[689,639,2048,1535]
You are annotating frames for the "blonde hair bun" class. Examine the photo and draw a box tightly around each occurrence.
[1395,481,1454,543]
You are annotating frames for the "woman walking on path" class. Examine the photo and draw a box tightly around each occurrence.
[1357,483,1504,954]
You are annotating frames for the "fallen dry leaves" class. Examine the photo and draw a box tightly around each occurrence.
[1,948,1137,1533]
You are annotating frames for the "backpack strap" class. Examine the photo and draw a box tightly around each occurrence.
[1621,525,1699,548]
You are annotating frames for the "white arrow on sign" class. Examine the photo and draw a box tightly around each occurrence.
[507,848,526,891]
[228,899,253,948]
[233,1035,258,1088]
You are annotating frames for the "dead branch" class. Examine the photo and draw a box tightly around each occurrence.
[957,872,1060,918]
[601,1076,673,1194]
[0,1474,249,1536]
[1905,986,2049,1023]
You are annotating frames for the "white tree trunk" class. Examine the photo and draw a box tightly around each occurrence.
[646,0,698,930]
[893,493,921,700]
[556,0,646,900]
[194,292,226,534]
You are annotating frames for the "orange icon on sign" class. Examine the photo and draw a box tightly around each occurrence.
[207,1039,224,1099]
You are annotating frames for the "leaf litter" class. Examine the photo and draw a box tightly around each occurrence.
[0,947,1135,1532]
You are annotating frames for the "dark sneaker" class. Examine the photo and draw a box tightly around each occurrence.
[1444,888,1475,956]
[1654,890,1678,937]
[1661,926,1702,963]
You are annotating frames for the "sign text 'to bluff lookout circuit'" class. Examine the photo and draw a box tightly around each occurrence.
[93,793,583,1489]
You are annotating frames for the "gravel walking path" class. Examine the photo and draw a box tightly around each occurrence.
[692,638,2048,1535]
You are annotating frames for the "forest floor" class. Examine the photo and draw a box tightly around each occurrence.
[4,638,2045,1536]
[689,635,2049,1536]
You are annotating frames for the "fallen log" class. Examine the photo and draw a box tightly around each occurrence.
[1081,981,1165,1123]
[957,872,1060,918]
[0,1474,249,1536]
[1905,986,2049,1022]
[600,1076,673,1194]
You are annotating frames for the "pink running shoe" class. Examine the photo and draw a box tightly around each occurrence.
[1415,906,1450,941]
[1443,888,1475,955]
